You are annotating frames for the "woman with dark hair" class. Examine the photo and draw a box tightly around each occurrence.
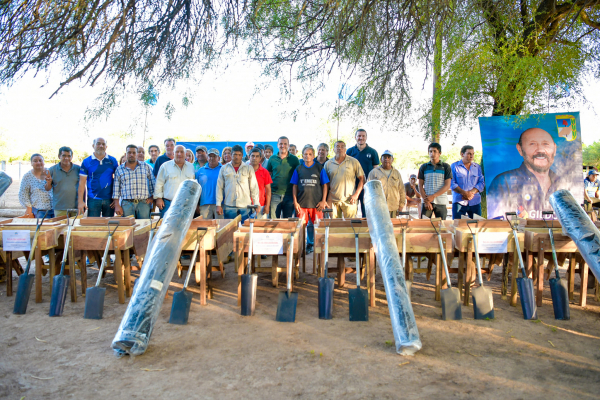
[19,153,54,218]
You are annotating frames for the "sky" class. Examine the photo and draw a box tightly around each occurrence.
[1,58,600,161]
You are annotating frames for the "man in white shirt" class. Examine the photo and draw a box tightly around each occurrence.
[154,145,197,217]
[216,144,259,222]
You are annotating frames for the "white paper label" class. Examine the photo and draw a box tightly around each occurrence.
[252,233,284,255]
[150,280,163,291]
[2,230,31,251]
[477,232,509,253]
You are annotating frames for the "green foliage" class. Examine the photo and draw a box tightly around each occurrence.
[583,142,600,167]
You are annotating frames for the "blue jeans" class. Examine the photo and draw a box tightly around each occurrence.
[223,205,250,222]
[122,200,152,219]
[452,203,482,219]
[270,194,295,218]
[87,199,114,217]
[159,199,172,218]
[32,207,55,219]
[307,220,314,246]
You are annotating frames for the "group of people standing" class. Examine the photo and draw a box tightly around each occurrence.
[18,130,485,253]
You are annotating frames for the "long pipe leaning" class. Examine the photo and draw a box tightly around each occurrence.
[364,180,422,356]
[550,189,600,280]
[112,180,201,356]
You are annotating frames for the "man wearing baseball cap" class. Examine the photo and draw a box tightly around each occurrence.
[196,148,222,219]
[404,174,421,209]
[367,150,405,218]
[194,145,208,172]
[243,141,254,162]
[584,169,600,211]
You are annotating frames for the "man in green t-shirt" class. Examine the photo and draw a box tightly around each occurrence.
[266,136,300,218]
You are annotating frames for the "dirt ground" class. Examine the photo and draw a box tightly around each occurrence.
[1,249,600,400]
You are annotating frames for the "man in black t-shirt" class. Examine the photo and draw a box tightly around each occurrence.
[291,145,330,253]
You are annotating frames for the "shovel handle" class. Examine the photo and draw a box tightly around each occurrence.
[322,208,333,218]
[287,233,295,292]
[547,229,561,280]
[505,213,527,277]
[23,210,50,275]
[183,229,208,290]
[435,231,452,289]
[95,221,120,287]
[246,220,254,275]
[354,233,361,289]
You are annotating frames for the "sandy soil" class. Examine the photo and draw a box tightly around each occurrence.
[1,250,600,399]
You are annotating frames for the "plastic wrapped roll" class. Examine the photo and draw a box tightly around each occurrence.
[364,180,422,356]
[549,189,600,280]
[0,171,13,197]
[112,180,201,356]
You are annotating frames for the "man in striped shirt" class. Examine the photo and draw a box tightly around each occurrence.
[418,142,452,219]
[113,144,156,219]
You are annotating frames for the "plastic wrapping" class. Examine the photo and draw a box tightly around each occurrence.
[364,181,422,356]
[549,189,600,280]
[111,180,201,356]
[0,171,13,197]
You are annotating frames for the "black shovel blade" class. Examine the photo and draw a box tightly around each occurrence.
[240,274,258,316]
[83,286,107,319]
[13,274,35,315]
[169,288,194,325]
[549,277,570,320]
[441,287,462,321]
[348,287,369,322]
[49,275,70,317]
[472,286,494,320]
[318,277,334,320]
[516,277,538,320]
[276,291,298,322]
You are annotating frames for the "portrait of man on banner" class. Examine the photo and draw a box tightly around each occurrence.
[480,112,583,219]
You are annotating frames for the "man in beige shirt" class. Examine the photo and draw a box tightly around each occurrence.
[154,145,197,217]
[368,150,406,218]
[324,140,365,218]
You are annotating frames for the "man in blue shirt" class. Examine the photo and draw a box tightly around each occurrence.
[146,145,160,169]
[78,137,119,216]
[196,148,223,219]
[152,138,176,177]
[346,128,379,217]
[450,145,485,219]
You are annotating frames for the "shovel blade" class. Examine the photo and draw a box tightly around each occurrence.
[348,287,369,322]
[516,277,538,320]
[169,289,194,325]
[549,277,570,320]
[472,286,494,320]
[13,274,35,315]
[49,275,70,317]
[276,291,298,322]
[441,287,462,321]
[83,286,107,319]
[318,277,334,320]
[240,274,258,316]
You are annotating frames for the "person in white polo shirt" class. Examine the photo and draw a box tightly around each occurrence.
[367,150,406,218]
[154,145,197,217]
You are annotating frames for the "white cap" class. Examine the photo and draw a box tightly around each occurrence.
[245,141,255,148]
[381,150,394,158]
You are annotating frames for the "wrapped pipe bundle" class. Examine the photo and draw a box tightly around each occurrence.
[549,189,600,280]
[364,181,422,356]
[0,171,13,197]
[112,180,201,356]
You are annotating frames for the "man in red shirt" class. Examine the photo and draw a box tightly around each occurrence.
[250,148,272,219]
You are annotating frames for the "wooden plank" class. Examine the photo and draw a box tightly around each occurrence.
[241,220,297,229]
[79,217,136,226]
[524,231,577,252]
[452,219,511,228]
[71,229,134,251]
[317,219,368,228]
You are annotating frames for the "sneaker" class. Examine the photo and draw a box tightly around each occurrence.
[306,244,314,254]
[261,255,268,259]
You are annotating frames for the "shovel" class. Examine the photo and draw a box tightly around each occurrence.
[169,227,208,324]
[241,205,259,316]
[397,211,411,298]
[431,218,461,320]
[82,221,121,319]
[542,211,570,320]
[13,210,50,314]
[48,209,79,317]
[506,212,537,320]
[349,219,368,321]
[467,220,494,319]
[276,231,298,322]
[318,208,334,319]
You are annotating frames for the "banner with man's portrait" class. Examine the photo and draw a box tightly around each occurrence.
[480,112,583,219]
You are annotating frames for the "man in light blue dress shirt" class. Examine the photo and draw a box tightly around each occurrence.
[450,145,485,219]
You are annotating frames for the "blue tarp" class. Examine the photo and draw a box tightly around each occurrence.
[178,141,279,155]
